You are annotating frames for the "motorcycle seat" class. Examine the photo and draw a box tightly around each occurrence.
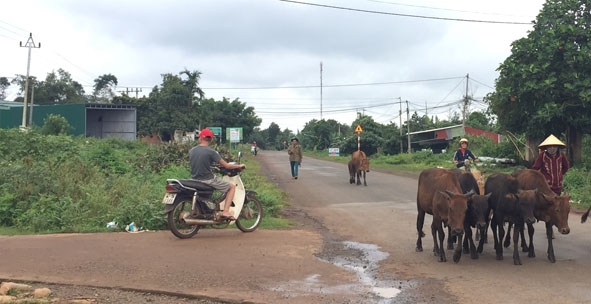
[175,179,216,192]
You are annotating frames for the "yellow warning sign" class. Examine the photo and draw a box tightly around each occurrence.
[355,124,363,133]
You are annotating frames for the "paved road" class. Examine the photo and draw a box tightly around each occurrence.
[1,150,591,303]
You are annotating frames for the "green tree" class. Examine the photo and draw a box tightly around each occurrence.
[266,122,281,147]
[466,111,494,131]
[149,73,194,140]
[487,0,591,163]
[12,69,86,104]
[0,77,9,100]
[199,97,262,141]
[41,114,72,135]
[92,74,118,103]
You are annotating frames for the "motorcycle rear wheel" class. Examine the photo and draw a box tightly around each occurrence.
[236,195,263,232]
[168,198,200,239]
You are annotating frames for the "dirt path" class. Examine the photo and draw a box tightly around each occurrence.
[1,150,591,303]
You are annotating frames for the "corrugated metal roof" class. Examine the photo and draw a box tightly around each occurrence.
[0,101,24,108]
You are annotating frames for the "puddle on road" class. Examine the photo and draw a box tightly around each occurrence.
[270,241,415,303]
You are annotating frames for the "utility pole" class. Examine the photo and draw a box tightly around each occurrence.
[320,62,323,120]
[28,85,35,125]
[131,88,142,98]
[463,73,469,127]
[397,97,403,154]
[20,33,41,128]
[406,100,411,153]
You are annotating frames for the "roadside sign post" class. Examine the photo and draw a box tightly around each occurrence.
[355,124,363,151]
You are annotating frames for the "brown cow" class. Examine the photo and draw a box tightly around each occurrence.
[348,150,369,186]
[416,168,474,263]
[512,169,571,263]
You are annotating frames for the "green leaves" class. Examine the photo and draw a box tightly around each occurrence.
[490,0,591,141]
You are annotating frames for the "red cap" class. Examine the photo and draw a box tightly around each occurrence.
[199,128,214,139]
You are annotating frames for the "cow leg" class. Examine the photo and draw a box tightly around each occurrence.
[491,216,503,260]
[513,222,523,265]
[545,221,556,263]
[497,222,506,261]
[464,226,478,260]
[356,170,361,185]
[434,221,447,262]
[462,228,470,254]
[526,222,535,258]
[447,226,455,250]
[477,224,486,254]
[431,222,440,257]
[520,224,536,257]
[416,210,426,252]
[504,222,512,248]
[362,171,367,186]
[453,233,464,263]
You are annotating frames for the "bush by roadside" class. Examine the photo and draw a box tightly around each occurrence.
[0,129,289,234]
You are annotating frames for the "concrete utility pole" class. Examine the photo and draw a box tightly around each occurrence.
[320,62,323,120]
[397,97,403,154]
[463,73,469,127]
[406,100,410,153]
[20,33,41,128]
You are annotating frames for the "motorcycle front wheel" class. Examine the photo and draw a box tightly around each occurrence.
[167,198,200,239]
[236,195,263,232]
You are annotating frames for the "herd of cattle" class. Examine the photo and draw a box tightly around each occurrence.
[415,167,573,265]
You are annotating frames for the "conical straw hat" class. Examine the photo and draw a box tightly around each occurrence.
[538,134,566,148]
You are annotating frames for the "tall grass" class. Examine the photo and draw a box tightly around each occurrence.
[0,129,290,234]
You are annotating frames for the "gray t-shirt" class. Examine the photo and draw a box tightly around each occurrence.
[189,145,222,180]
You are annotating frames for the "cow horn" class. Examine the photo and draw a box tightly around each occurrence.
[444,190,455,197]
[464,189,475,198]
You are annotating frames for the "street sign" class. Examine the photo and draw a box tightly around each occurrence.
[355,124,363,133]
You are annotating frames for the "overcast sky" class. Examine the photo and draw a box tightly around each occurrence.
[1,0,546,132]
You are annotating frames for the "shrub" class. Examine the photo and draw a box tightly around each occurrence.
[563,168,591,208]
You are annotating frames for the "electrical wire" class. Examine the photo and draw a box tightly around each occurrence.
[278,0,533,25]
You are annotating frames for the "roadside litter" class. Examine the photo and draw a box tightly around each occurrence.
[125,222,146,233]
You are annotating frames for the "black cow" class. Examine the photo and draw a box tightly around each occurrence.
[485,173,536,265]
[447,170,490,260]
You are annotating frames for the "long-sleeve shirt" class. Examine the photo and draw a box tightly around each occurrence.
[532,151,569,195]
[287,144,302,162]
[453,148,476,168]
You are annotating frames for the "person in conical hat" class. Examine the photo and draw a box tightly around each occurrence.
[532,134,569,195]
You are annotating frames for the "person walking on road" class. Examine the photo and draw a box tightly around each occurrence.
[532,134,570,196]
[287,137,302,179]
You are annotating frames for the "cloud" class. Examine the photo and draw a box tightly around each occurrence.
[1,0,546,132]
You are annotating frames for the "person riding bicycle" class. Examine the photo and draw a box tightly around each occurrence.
[189,128,245,220]
[453,138,479,170]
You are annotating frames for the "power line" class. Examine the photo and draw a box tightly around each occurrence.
[278,0,533,25]
[202,76,464,90]
[364,0,534,18]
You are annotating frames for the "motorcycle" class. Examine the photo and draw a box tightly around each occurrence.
[162,152,263,239]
